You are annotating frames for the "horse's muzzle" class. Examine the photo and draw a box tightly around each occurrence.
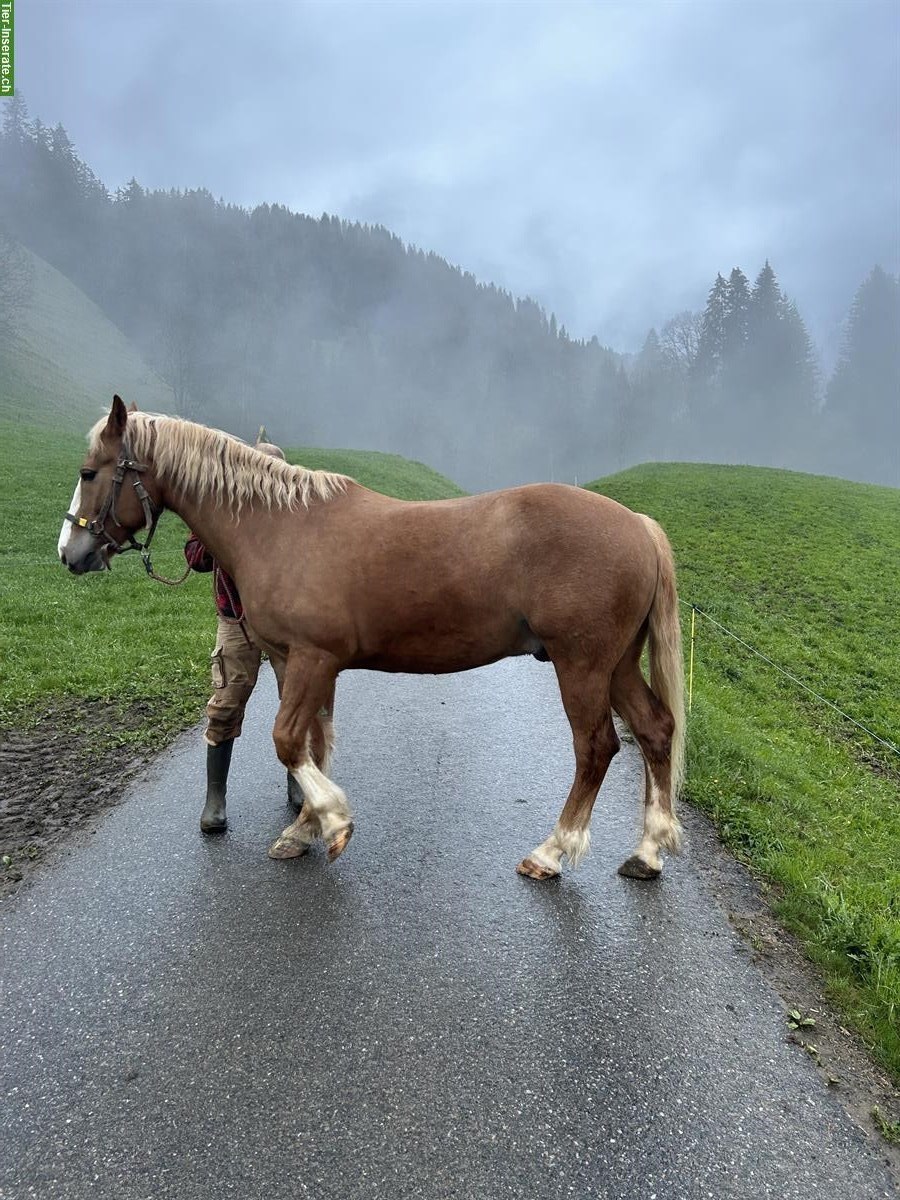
[62,544,110,574]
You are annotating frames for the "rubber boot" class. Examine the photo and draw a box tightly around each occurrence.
[201,739,234,833]
[287,771,304,813]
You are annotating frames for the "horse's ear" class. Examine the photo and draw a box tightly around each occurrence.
[104,395,129,442]
[128,401,139,413]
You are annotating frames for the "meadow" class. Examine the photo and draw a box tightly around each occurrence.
[591,463,900,1079]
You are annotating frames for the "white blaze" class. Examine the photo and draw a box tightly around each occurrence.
[58,482,81,558]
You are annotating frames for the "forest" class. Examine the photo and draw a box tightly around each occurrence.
[1,95,896,489]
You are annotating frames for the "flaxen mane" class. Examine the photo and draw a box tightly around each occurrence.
[88,412,349,515]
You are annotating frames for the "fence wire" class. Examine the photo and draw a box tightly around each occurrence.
[681,599,899,758]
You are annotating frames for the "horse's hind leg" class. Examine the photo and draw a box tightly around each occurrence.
[267,651,353,863]
[517,660,619,880]
[611,646,681,880]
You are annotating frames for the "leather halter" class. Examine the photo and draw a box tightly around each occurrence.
[64,440,162,570]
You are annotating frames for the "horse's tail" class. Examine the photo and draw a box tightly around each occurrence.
[639,514,686,802]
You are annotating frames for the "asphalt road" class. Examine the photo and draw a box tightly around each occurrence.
[0,659,894,1199]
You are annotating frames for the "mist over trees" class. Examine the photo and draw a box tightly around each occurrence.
[1,100,896,489]
[824,267,899,484]
[637,262,822,469]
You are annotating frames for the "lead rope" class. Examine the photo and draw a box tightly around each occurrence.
[141,549,192,587]
[136,504,192,587]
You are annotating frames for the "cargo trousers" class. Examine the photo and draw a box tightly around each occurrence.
[204,615,287,746]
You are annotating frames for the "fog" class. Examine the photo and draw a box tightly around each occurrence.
[2,0,898,488]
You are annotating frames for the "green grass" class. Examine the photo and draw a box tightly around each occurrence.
[588,462,900,1080]
[0,243,173,426]
[0,415,464,748]
[288,446,464,500]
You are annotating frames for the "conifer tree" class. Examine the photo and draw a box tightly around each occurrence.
[826,266,900,484]
[723,267,750,361]
[1,91,29,142]
[748,261,781,356]
[738,261,820,464]
[694,273,729,382]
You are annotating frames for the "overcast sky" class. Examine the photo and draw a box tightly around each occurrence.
[16,0,900,356]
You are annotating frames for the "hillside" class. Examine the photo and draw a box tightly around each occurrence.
[589,462,900,1078]
[0,242,174,427]
[286,446,464,501]
[0,113,634,489]
[4,109,898,494]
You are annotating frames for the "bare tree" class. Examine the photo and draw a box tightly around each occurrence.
[660,310,702,370]
[155,307,200,417]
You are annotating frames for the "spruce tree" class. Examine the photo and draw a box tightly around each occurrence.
[1,91,29,142]
[723,267,750,361]
[724,261,821,466]
[695,273,729,383]
[826,266,900,484]
[748,261,781,364]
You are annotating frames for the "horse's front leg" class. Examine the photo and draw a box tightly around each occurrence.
[310,681,337,776]
[271,655,335,815]
[267,650,353,863]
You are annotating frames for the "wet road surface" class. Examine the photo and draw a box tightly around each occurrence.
[1,659,895,1198]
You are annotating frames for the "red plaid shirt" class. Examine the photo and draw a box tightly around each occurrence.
[184,534,243,620]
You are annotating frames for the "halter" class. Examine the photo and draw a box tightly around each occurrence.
[64,441,189,585]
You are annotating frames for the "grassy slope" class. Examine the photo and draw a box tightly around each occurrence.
[0,243,174,425]
[289,447,463,501]
[588,462,900,1079]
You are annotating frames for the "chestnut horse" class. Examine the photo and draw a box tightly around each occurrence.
[59,397,685,881]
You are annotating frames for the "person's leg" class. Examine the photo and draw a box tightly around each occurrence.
[201,618,262,833]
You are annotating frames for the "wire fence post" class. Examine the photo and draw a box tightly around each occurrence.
[688,605,696,713]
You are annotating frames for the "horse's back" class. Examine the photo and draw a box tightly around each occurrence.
[350,480,659,620]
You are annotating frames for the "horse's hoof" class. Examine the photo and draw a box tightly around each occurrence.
[268,835,311,860]
[200,817,227,835]
[516,856,560,881]
[327,822,354,862]
[618,855,661,880]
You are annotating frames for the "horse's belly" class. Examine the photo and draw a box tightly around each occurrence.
[352,618,540,675]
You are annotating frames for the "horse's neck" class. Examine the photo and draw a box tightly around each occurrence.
[161,483,259,581]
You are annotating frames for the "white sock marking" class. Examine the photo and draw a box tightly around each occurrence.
[631,776,683,870]
[287,759,351,844]
[528,823,592,874]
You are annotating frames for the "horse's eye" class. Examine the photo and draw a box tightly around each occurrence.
[80,469,97,481]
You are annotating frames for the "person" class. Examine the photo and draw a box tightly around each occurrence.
[184,431,304,833]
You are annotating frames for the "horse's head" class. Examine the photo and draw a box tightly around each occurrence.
[58,395,161,574]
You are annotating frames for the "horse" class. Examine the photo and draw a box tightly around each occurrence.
[58,396,685,881]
